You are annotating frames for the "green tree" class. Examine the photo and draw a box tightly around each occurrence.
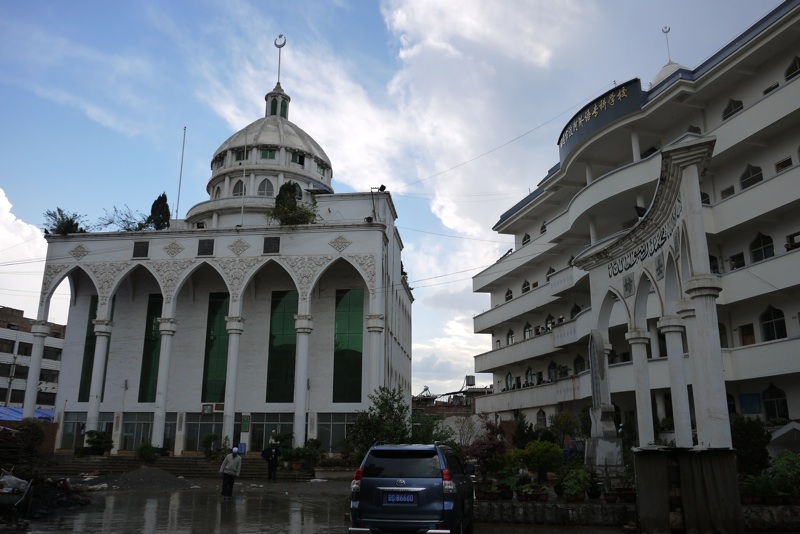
[149,192,170,230]
[346,387,410,457]
[549,411,578,448]
[512,411,537,449]
[411,410,455,446]
[520,440,564,482]
[266,181,317,225]
[43,207,90,234]
[464,417,507,482]
[730,413,771,475]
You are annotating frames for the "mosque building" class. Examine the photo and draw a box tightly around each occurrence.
[472,0,800,455]
[25,42,413,456]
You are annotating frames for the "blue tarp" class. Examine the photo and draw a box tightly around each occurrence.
[0,407,54,422]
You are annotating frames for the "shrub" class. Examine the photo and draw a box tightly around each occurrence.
[561,468,591,497]
[136,442,159,463]
[85,430,114,454]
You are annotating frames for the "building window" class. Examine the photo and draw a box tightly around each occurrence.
[775,157,792,173]
[740,165,763,190]
[270,98,278,116]
[505,373,513,391]
[522,280,530,294]
[506,330,515,345]
[720,186,735,199]
[495,340,501,350]
[722,99,743,120]
[40,368,59,383]
[546,266,555,277]
[718,323,729,349]
[316,163,325,176]
[294,183,303,200]
[573,355,585,374]
[763,384,789,421]
[17,342,32,356]
[739,323,755,346]
[570,304,581,319]
[525,367,534,386]
[505,289,513,302]
[214,186,221,199]
[547,362,557,382]
[316,412,356,453]
[729,252,745,270]
[266,291,298,403]
[750,233,774,263]
[530,281,538,290]
[290,152,305,166]
[700,192,710,205]
[234,149,247,162]
[138,294,163,403]
[258,179,274,197]
[263,237,280,254]
[0,339,13,354]
[121,412,154,451]
[43,346,62,360]
[333,289,364,403]
[196,222,205,229]
[727,394,737,415]
[523,323,533,340]
[709,255,719,274]
[232,180,246,197]
[202,293,230,403]
[522,233,530,246]
[280,99,288,118]
[261,149,277,160]
[785,56,800,81]
[761,305,787,342]
[198,239,214,256]
[132,241,149,258]
[536,409,547,429]
[540,221,547,235]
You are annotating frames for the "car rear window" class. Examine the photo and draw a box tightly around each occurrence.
[363,450,441,478]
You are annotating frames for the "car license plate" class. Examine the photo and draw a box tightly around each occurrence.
[386,492,415,504]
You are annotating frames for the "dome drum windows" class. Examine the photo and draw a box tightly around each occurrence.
[232,180,246,197]
[257,179,275,197]
[290,151,305,167]
[260,148,277,160]
[234,148,249,162]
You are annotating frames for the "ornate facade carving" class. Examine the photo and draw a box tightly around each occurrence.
[279,256,332,299]
[69,245,90,260]
[151,259,197,303]
[85,262,130,305]
[329,235,352,252]
[346,254,376,292]
[40,264,69,303]
[228,239,251,256]
[163,241,185,258]
[211,257,262,302]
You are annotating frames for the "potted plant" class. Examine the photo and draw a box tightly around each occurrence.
[85,430,114,456]
[561,468,591,502]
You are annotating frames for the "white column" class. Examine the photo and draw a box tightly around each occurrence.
[584,164,593,186]
[222,316,245,445]
[648,322,661,359]
[625,329,654,446]
[684,278,731,448]
[367,314,385,395]
[292,314,313,447]
[631,130,641,162]
[589,216,597,245]
[151,318,177,449]
[658,316,693,447]
[85,320,113,437]
[22,322,50,418]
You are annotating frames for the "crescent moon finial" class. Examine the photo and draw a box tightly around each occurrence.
[275,34,286,48]
[662,26,670,34]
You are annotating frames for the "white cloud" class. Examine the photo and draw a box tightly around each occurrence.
[0,189,69,324]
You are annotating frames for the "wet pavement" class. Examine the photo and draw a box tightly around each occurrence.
[26,479,625,533]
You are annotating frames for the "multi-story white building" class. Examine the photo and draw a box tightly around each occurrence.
[0,306,64,416]
[472,0,800,450]
[26,73,413,456]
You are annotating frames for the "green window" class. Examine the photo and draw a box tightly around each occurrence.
[138,294,163,402]
[261,149,276,160]
[266,291,298,402]
[202,293,230,403]
[78,296,112,402]
[270,98,277,116]
[333,289,363,403]
[280,99,288,118]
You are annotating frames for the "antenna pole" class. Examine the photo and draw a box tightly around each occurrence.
[175,126,186,220]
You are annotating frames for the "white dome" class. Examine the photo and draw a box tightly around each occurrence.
[650,60,685,89]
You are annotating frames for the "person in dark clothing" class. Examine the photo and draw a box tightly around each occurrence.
[261,445,281,482]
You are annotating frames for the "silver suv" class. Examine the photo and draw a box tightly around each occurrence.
[349,443,474,534]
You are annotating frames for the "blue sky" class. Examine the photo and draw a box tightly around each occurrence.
[0,0,782,396]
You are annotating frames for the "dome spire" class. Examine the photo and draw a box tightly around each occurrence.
[265,34,291,119]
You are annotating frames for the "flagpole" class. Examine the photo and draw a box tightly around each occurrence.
[175,126,186,220]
